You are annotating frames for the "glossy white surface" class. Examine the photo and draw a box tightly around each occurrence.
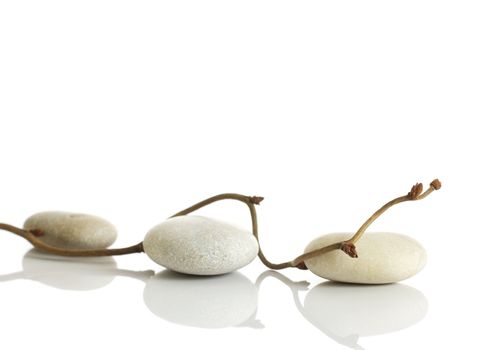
[0,236,488,349]
[1,1,492,349]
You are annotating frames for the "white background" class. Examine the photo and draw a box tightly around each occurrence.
[1,1,492,349]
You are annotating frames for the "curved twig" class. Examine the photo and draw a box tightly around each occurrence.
[0,193,264,258]
[0,223,144,256]
[0,179,441,267]
[170,193,286,269]
[260,179,442,270]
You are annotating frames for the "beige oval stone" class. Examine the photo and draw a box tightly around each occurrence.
[24,211,117,250]
[304,232,426,284]
[143,215,259,276]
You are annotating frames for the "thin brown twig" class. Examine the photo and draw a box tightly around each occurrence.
[286,179,442,268]
[0,223,144,256]
[170,193,289,270]
[0,193,264,258]
[0,179,441,267]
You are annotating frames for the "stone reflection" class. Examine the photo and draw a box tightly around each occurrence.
[1,251,427,344]
[1,250,261,329]
[256,271,427,349]
[0,249,153,290]
[143,270,262,329]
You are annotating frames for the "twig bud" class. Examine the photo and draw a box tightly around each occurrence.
[340,241,358,258]
[408,183,423,199]
[29,229,44,237]
[250,196,264,205]
[294,261,308,270]
[430,179,442,190]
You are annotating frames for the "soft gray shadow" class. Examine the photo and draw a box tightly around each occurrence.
[256,271,428,350]
[143,270,262,329]
[0,249,154,291]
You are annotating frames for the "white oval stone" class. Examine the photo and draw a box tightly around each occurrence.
[23,211,117,250]
[304,232,426,284]
[143,215,259,276]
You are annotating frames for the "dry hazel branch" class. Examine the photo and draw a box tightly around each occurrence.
[0,222,145,257]
[0,180,441,273]
[268,179,442,270]
[0,193,264,257]
[166,179,442,270]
